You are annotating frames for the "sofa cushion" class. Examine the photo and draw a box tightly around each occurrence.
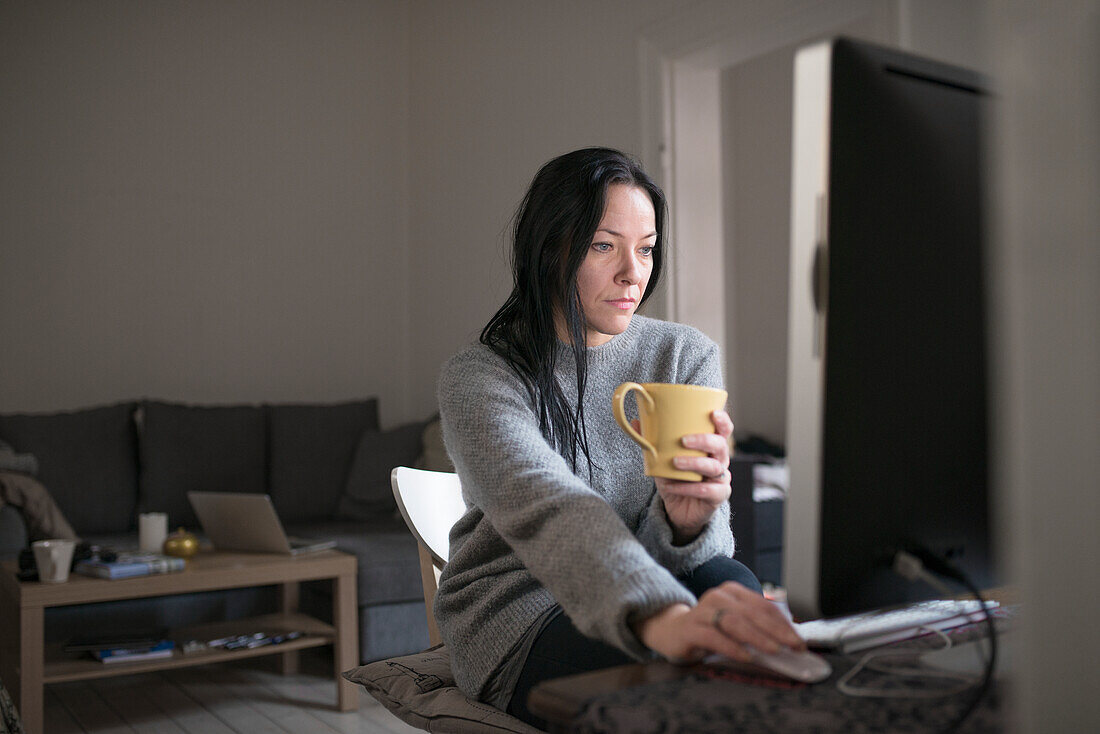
[285,517,423,606]
[336,420,424,520]
[343,644,542,733]
[357,601,432,663]
[0,402,138,534]
[266,399,379,523]
[138,401,266,529]
[0,505,29,558]
[414,415,454,473]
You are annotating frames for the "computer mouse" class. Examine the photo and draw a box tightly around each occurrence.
[706,645,833,683]
[748,645,832,683]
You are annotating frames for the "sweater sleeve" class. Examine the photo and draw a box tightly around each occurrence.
[438,350,697,659]
[634,335,736,573]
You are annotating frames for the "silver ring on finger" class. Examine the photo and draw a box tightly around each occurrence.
[712,608,726,630]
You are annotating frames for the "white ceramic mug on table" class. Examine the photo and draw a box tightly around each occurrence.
[32,539,76,583]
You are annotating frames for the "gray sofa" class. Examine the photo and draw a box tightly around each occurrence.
[0,398,436,663]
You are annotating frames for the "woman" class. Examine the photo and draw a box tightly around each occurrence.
[435,147,803,727]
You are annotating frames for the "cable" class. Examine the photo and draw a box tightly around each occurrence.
[893,550,955,597]
[895,546,999,733]
[836,626,981,699]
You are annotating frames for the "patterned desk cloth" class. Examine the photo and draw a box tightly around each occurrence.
[566,619,1010,734]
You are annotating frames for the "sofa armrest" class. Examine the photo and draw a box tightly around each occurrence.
[0,504,29,559]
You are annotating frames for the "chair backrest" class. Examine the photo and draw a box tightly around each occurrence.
[391,466,466,645]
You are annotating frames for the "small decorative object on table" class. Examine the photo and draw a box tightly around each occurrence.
[163,527,199,558]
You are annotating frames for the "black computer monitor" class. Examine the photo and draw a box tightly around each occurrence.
[783,37,996,621]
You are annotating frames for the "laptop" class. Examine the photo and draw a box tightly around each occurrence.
[187,491,337,556]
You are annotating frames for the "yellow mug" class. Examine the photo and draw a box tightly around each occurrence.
[612,382,728,481]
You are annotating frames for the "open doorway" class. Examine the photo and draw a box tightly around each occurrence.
[639,0,898,447]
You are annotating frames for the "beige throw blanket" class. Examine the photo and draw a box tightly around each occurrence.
[0,471,78,542]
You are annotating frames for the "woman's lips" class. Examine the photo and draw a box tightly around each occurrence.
[606,298,636,310]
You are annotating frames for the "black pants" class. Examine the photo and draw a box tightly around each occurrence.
[506,556,762,728]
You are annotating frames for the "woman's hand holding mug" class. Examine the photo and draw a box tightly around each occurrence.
[654,408,733,544]
[612,382,732,543]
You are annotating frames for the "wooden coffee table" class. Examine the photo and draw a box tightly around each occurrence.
[0,548,358,734]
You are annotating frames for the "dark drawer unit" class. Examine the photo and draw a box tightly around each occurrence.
[751,498,784,585]
[729,455,785,586]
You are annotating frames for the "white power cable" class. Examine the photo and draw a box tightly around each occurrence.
[836,627,981,699]
[893,550,955,597]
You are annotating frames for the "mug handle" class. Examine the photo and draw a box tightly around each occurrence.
[612,382,658,460]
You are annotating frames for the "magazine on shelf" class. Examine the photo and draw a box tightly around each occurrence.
[64,627,171,653]
[74,552,186,580]
[92,639,175,664]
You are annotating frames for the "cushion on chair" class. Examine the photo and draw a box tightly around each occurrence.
[336,420,425,520]
[266,398,380,522]
[0,402,138,534]
[138,401,266,528]
[343,644,543,733]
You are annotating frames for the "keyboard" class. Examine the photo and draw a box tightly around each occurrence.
[794,599,999,653]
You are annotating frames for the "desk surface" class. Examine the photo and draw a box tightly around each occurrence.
[529,620,1011,733]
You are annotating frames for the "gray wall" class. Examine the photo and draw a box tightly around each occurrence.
[0,0,679,425]
[0,0,413,422]
[0,0,414,422]
[721,46,795,446]
[405,0,679,420]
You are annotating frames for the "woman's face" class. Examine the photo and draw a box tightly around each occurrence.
[571,184,656,347]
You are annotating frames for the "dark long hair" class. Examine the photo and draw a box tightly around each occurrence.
[480,147,667,470]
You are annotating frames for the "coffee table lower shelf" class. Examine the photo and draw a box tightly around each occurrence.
[43,611,332,684]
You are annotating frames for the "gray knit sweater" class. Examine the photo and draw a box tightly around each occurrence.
[435,315,735,702]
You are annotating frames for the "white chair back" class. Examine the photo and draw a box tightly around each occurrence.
[391,466,466,645]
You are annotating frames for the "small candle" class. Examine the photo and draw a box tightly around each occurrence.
[139,512,168,553]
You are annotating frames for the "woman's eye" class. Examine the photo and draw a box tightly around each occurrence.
[639,245,654,256]
[592,242,613,252]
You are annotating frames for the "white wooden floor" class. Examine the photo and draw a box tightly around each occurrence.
[41,649,422,734]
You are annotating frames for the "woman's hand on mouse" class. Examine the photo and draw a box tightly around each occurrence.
[634,582,806,664]
[649,408,734,544]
